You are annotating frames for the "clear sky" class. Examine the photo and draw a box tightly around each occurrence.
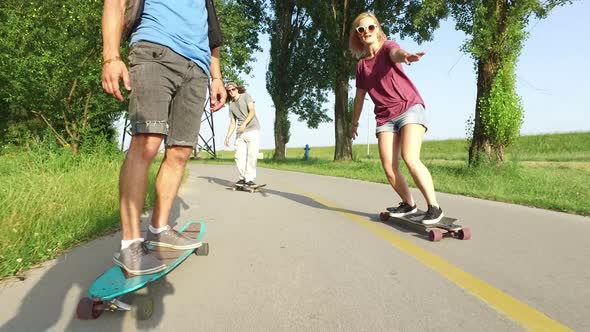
[118,1,589,152]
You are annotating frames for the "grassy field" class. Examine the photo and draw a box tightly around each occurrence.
[198,132,589,216]
[0,146,158,279]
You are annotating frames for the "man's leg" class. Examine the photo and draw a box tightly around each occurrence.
[143,59,206,250]
[115,42,179,273]
[235,134,247,180]
[115,133,169,275]
[119,133,164,240]
[244,130,260,182]
[151,145,193,228]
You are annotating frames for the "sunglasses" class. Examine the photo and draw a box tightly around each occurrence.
[356,24,376,34]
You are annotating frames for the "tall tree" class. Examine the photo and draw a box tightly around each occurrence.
[266,0,330,159]
[404,0,575,164]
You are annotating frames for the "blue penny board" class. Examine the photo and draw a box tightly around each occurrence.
[89,221,205,301]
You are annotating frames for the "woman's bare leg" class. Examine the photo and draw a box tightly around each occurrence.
[399,124,439,207]
[377,132,414,205]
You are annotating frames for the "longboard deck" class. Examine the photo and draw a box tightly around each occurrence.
[233,183,266,192]
[393,211,461,230]
[89,221,205,301]
[380,210,471,241]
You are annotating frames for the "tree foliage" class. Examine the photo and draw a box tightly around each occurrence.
[0,0,121,153]
[0,0,265,152]
[215,0,266,83]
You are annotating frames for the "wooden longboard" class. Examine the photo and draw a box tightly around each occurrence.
[379,210,471,242]
[233,183,266,193]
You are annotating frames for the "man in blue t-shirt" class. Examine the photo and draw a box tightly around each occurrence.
[101,0,226,275]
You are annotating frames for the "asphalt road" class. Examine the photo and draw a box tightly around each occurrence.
[1,163,588,331]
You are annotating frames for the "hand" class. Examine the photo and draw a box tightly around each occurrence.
[101,60,130,102]
[237,125,245,134]
[224,136,230,148]
[351,124,359,140]
[404,52,426,65]
[210,78,227,112]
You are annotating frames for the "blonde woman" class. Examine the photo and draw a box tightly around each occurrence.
[349,12,443,224]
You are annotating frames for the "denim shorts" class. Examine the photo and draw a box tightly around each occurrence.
[375,104,428,136]
[128,41,209,147]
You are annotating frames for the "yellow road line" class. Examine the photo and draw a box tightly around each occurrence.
[278,182,572,332]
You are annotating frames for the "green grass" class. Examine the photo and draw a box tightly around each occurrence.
[0,146,158,279]
[232,131,589,162]
[200,132,590,216]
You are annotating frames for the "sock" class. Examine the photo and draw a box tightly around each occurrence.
[121,238,144,250]
[149,224,169,234]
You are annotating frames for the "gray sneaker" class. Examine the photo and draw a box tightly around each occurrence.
[113,241,167,275]
[146,226,202,250]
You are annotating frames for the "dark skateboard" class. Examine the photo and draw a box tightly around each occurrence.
[379,210,471,242]
[232,183,266,193]
[76,221,209,321]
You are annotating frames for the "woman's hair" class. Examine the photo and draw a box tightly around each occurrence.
[349,12,387,59]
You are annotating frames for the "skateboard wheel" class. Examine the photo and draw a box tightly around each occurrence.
[77,297,103,320]
[429,229,443,242]
[132,296,154,320]
[379,212,390,221]
[195,242,209,256]
[458,228,471,240]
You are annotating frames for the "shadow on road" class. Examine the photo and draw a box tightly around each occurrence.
[200,175,433,241]
[0,197,190,331]
[200,176,378,220]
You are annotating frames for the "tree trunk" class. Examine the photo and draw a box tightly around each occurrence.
[273,107,289,159]
[70,142,79,155]
[333,66,352,160]
[469,59,500,165]
[469,1,512,165]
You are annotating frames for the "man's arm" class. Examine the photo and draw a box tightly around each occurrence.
[209,47,226,112]
[101,0,130,102]
[225,115,236,147]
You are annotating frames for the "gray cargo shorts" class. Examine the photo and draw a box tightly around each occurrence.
[128,41,208,147]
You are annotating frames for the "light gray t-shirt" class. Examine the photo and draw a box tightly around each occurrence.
[228,92,260,132]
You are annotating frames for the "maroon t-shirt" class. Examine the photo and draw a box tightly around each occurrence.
[355,40,425,126]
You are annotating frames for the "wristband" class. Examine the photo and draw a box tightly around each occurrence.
[103,56,122,66]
